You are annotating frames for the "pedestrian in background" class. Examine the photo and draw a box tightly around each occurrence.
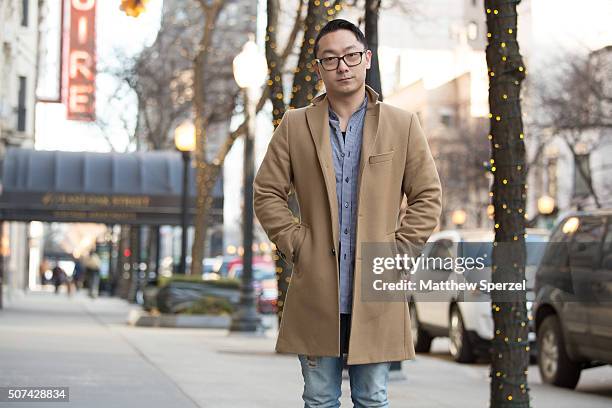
[254,19,442,407]
[51,263,71,295]
[84,251,101,298]
[72,258,84,291]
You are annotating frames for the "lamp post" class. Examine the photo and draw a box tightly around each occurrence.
[537,195,556,230]
[451,209,467,229]
[174,121,196,275]
[230,36,267,332]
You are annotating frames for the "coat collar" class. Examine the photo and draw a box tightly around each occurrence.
[310,85,380,110]
[305,85,381,248]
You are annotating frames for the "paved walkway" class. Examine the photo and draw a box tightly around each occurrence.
[1,291,611,407]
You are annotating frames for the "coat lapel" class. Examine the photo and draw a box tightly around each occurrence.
[306,98,339,247]
[358,88,381,190]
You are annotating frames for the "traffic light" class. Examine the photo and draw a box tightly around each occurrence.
[120,0,148,18]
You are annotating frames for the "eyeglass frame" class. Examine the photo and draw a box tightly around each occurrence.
[314,50,368,71]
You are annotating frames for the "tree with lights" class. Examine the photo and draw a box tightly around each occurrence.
[364,0,382,98]
[484,0,531,407]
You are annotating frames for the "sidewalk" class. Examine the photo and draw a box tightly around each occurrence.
[1,291,611,407]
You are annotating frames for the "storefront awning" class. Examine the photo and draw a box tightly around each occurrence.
[0,148,222,225]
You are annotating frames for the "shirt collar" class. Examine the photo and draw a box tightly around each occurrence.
[328,94,368,122]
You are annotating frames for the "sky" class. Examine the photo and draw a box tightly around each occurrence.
[34,0,612,153]
[528,0,612,69]
[35,0,164,152]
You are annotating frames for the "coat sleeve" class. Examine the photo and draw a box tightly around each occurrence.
[253,111,301,263]
[396,112,442,256]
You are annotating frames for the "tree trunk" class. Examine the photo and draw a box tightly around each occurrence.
[290,0,343,109]
[484,1,530,407]
[191,0,224,277]
[266,0,287,126]
[364,0,382,100]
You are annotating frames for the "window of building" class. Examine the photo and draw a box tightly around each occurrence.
[17,76,27,132]
[439,108,454,127]
[21,0,29,27]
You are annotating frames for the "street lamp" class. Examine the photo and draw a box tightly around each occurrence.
[230,36,267,333]
[486,204,495,219]
[451,209,467,229]
[537,195,555,216]
[537,195,556,230]
[174,121,196,275]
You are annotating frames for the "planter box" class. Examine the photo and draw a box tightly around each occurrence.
[128,310,231,329]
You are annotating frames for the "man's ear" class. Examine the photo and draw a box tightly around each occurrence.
[365,49,372,70]
[313,60,321,79]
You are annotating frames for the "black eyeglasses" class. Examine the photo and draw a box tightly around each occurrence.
[315,50,367,71]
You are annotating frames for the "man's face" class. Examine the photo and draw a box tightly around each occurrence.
[314,29,371,97]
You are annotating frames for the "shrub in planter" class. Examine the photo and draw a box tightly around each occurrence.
[182,296,234,315]
[155,276,241,314]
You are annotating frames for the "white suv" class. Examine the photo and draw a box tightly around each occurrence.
[409,228,549,363]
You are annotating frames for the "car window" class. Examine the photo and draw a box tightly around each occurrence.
[230,265,276,281]
[526,235,548,267]
[573,217,605,243]
[569,216,605,270]
[540,218,577,268]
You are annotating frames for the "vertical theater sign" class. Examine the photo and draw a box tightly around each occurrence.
[65,0,96,121]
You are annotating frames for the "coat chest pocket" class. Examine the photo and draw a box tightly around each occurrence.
[368,150,394,164]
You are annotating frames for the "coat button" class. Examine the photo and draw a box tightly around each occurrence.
[331,248,336,256]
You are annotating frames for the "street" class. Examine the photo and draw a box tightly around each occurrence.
[0,292,611,407]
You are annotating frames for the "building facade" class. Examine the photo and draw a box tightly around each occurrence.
[0,0,42,299]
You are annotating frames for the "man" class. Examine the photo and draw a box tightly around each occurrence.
[254,19,442,407]
[84,251,101,298]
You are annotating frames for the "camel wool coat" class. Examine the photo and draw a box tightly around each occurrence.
[253,85,442,364]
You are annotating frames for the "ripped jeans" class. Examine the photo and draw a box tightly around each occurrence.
[297,314,391,408]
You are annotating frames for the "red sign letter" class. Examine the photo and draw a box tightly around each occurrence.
[66,0,96,121]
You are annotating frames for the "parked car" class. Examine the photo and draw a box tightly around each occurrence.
[226,263,276,281]
[202,257,225,280]
[226,263,278,314]
[534,210,612,388]
[257,279,279,314]
[409,228,549,363]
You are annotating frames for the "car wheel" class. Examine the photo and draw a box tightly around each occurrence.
[410,303,432,353]
[537,315,581,389]
[449,306,476,363]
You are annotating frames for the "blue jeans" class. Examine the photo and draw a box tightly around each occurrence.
[297,314,391,407]
[298,355,391,407]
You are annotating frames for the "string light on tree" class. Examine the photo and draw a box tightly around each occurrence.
[120,0,148,17]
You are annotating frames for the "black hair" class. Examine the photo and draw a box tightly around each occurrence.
[314,19,368,58]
